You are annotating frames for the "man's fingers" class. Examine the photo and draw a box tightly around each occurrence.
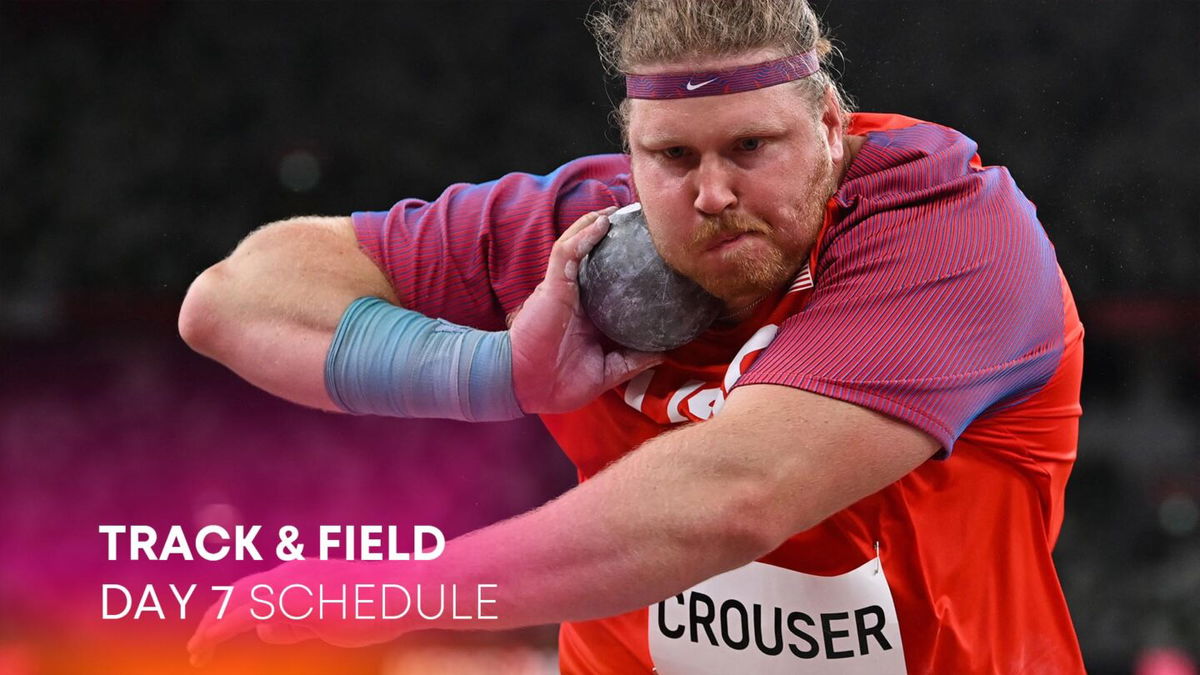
[188,599,258,667]
[257,621,316,645]
[187,576,263,658]
[560,206,614,241]
[549,210,614,283]
[187,598,225,662]
[189,605,215,651]
[565,216,610,282]
[573,211,615,257]
[602,350,663,390]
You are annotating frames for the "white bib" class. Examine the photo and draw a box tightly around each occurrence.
[649,558,907,674]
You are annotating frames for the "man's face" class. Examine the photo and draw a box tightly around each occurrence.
[627,52,845,311]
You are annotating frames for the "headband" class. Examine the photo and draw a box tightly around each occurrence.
[624,50,819,100]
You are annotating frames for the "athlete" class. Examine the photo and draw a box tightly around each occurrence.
[180,1,1085,672]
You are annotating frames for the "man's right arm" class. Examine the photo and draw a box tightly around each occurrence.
[178,216,396,411]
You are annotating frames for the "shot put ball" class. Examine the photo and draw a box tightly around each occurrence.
[579,203,723,352]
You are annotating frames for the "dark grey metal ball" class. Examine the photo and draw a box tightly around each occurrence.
[579,203,723,352]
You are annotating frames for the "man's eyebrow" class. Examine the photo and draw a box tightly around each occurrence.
[635,133,686,148]
[728,123,789,137]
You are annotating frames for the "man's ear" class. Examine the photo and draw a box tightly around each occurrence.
[820,85,845,167]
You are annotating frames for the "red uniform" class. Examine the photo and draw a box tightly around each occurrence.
[354,113,1086,673]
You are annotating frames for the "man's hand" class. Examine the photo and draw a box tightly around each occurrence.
[510,208,662,414]
[187,559,410,667]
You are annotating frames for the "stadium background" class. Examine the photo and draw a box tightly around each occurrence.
[1,1,1196,673]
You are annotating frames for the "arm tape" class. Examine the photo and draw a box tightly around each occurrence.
[324,297,524,422]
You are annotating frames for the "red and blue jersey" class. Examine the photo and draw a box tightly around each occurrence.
[353,113,1086,674]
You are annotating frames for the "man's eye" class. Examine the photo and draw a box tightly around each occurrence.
[738,138,763,151]
[662,147,686,159]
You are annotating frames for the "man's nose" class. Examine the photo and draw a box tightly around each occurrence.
[692,157,737,215]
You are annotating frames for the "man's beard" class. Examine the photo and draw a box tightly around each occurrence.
[654,169,838,305]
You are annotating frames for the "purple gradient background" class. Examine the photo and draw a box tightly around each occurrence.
[0,324,575,670]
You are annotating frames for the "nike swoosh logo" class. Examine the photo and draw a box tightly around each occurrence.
[685,77,718,91]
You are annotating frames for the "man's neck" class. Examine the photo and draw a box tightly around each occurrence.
[839,133,867,183]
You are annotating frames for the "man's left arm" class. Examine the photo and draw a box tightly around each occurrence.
[189,383,936,658]
[432,383,939,625]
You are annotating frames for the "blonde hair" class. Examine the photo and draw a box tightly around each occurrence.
[587,0,854,136]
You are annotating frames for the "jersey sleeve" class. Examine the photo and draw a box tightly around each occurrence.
[734,167,1067,454]
[351,154,634,330]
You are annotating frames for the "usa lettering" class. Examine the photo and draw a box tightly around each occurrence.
[655,592,893,660]
[625,324,779,423]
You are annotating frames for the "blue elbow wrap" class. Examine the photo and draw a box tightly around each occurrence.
[324,297,524,422]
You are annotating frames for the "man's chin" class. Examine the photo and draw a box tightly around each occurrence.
[690,267,788,307]
[703,279,783,309]
[689,253,792,304]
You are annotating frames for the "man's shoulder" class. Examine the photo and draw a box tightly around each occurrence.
[833,112,1038,246]
[534,153,632,193]
[555,153,631,177]
[842,112,986,197]
[818,113,1053,292]
[481,154,634,225]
